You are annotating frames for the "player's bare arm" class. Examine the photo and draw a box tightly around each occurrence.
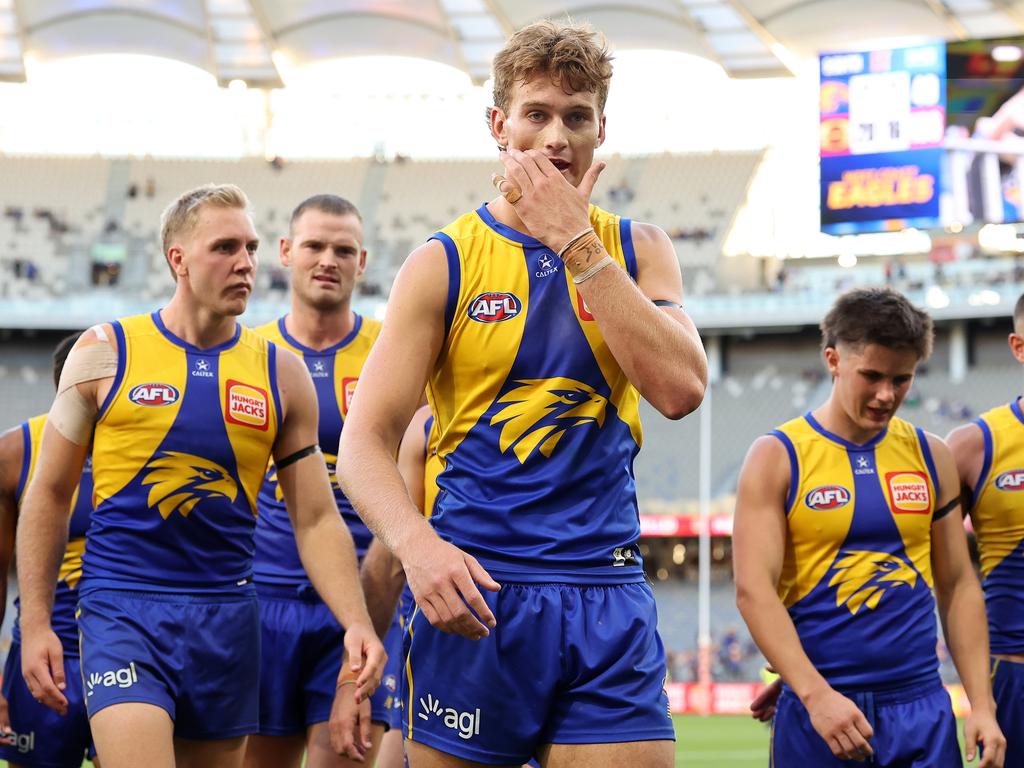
[733,435,874,762]
[946,421,985,510]
[927,434,1006,767]
[338,242,499,641]
[17,325,114,716]
[497,148,707,419]
[273,346,385,712]
[359,404,433,638]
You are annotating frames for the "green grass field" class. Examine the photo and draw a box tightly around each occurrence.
[0,715,979,767]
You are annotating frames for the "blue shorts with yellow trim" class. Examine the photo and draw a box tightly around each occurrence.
[771,678,959,767]
[255,584,401,735]
[77,587,260,739]
[0,641,95,768]
[993,657,1024,768]
[403,581,674,765]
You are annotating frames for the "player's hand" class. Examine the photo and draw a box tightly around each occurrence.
[750,678,782,722]
[964,708,1006,767]
[341,622,387,704]
[803,685,873,761]
[20,624,68,716]
[329,677,373,762]
[495,148,605,252]
[404,534,499,640]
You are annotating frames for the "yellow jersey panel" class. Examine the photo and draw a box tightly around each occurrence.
[425,203,644,583]
[971,400,1024,653]
[772,413,941,689]
[85,312,280,591]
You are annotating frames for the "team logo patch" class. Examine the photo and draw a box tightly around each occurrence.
[805,485,851,510]
[995,470,1024,491]
[829,549,918,614]
[490,377,607,464]
[225,380,269,430]
[886,471,930,513]
[468,292,521,323]
[141,451,238,518]
[128,383,180,406]
[341,377,358,416]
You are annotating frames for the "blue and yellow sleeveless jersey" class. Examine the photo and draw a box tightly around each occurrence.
[82,312,280,592]
[423,414,440,520]
[251,314,381,586]
[970,399,1024,654]
[426,203,644,584]
[771,414,945,690]
[12,414,92,654]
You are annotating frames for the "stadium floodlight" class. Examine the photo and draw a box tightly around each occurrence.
[992,45,1022,63]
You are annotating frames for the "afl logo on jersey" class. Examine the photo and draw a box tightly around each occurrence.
[805,485,851,510]
[995,470,1024,491]
[468,292,521,323]
[128,383,180,407]
[885,471,930,514]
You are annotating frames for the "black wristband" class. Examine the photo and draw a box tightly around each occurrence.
[933,496,960,521]
[276,444,321,471]
[653,299,684,309]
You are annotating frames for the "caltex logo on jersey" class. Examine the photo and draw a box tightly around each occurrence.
[886,471,930,513]
[805,485,851,510]
[468,292,521,323]
[128,383,180,406]
[996,470,1024,491]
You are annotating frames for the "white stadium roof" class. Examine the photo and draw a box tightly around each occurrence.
[1,0,1022,86]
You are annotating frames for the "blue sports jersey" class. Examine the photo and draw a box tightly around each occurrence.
[82,312,280,592]
[251,315,381,586]
[426,204,645,584]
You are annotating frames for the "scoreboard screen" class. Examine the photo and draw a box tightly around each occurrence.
[819,43,946,234]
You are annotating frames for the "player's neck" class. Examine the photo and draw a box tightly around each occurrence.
[812,400,885,446]
[159,300,237,350]
[285,300,356,351]
[487,195,536,238]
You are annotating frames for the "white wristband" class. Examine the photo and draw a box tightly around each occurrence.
[572,255,615,285]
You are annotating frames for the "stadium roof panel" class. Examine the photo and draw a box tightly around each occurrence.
[4,0,1024,86]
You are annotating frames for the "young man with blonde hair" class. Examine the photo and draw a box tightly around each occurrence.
[17,184,385,768]
[339,20,707,768]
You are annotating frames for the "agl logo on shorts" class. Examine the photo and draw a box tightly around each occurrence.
[225,380,269,430]
[128,383,180,406]
[86,661,138,697]
[805,485,851,510]
[886,471,930,514]
[995,470,1024,491]
[417,693,481,740]
[468,292,521,323]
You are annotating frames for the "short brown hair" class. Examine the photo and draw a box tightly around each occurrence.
[1013,291,1024,332]
[289,194,362,238]
[492,20,613,115]
[820,288,933,360]
[160,183,250,257]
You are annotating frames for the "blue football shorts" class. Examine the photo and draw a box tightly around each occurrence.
[0,641,95,768]
[77,586,260,739]
[771,678,960,767]
[992,657,1024,768]
[403,581,674,765]
[255,583,401,735]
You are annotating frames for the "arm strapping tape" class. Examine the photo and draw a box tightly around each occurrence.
[50,340,118,446]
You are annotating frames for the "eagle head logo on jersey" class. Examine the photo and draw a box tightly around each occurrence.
[489,377,608,464]
[828,549,918,615]
[141,451,238,519]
